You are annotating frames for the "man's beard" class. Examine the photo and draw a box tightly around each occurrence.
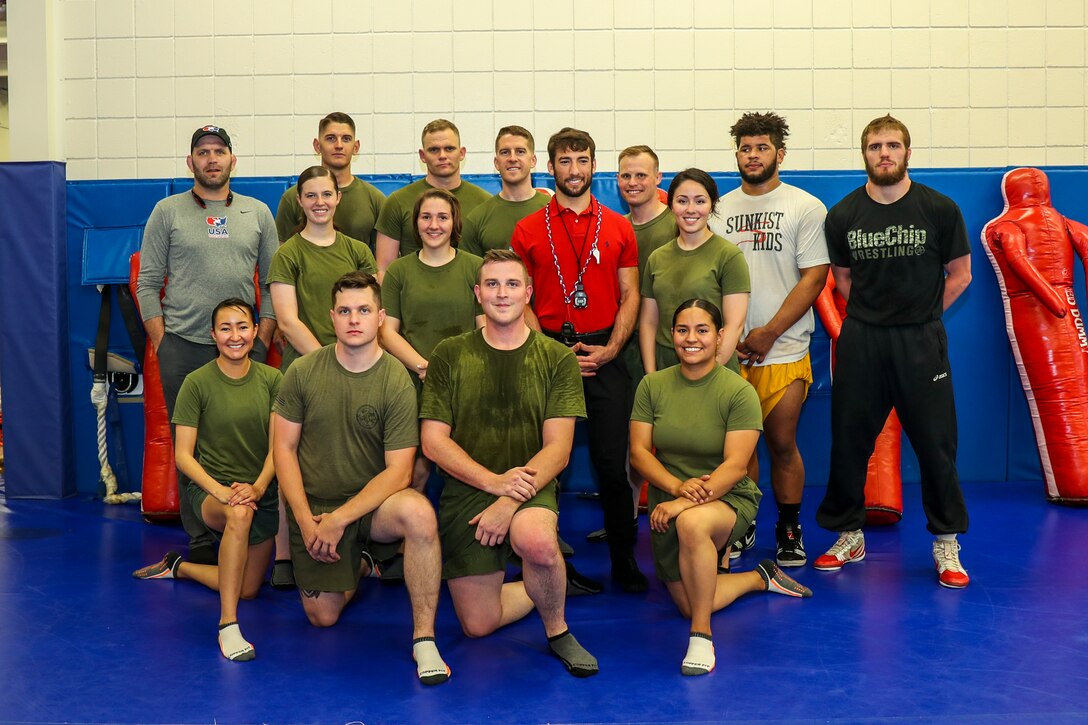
[194,165,231,191]
[556,170,593,198]
[865,158,907,187]
[739,156,778,185]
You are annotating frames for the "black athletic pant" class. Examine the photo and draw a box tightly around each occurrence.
[580,356,637,563]
[817,318,969,535]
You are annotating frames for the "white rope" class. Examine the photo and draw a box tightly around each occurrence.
[91,381,141,505]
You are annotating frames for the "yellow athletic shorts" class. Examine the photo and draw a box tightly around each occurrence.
[739,353,813,420]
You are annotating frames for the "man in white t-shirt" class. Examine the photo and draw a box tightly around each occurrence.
[711,112,830,567]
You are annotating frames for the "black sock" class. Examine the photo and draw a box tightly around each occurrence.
[777,502,801,526]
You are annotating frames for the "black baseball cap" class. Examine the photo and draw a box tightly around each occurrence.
[190,125,232,151]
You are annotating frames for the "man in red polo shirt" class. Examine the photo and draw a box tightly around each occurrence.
[511,128,647,593]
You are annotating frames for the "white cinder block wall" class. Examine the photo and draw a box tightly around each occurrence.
[61,0,1088,181]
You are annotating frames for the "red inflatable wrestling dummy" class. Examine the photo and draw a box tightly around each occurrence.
[983,167,1088,504]
[129,253,178,519]
[815,270,904,524]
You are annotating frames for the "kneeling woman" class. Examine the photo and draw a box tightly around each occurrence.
[630,299,811,676]
[134,299,283,662]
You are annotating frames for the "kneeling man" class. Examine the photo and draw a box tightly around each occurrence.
[273,271,449,685]
[421,250,598,677]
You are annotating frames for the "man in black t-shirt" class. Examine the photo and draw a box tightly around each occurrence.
[812,115,973,589]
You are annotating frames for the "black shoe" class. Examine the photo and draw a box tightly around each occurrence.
[557,536,575,558]
[188,544,217,566]
[133,551,183,580]
[585,527,607,543]
[360,549,381,579]
[717,543,731,574]
[270,559,295,590]
[378,554,405,583]
[586,519,638,543]
[756,558,812,597]
[565,560,603,596]
[728,522,756,560]
[612,556,648,593]
[775,522,807,568]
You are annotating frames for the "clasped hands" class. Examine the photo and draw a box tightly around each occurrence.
[650,475,714,533]
[469,466,541,547]
[217,482,262,510]
[301,511,347,564]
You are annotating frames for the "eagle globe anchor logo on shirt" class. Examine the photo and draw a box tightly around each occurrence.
[545,200,604,311]
[355,404,379,429]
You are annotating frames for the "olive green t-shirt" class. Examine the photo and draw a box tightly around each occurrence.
[460,191,551,256]
[274,347,419,503]
[641,233,750,371]
[622,208,680,381]
[375,178,492,257]
[626,208,679,283]
[172,360,283,485]
[630,364,762,509]
[383,249,483,363]
[275,177,386,247]
[267,231,378,370]
[420,329,586,490]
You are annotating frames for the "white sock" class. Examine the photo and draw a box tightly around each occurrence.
[936,534,957,542]
[218,622,255,662]
[681,633,715,676]
[413,637,450,685]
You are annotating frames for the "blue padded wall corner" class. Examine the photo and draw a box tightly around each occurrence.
[0,162,76,498]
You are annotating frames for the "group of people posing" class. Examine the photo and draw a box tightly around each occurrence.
[132,110,972,681]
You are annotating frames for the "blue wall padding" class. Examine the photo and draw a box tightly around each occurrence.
[31,166,1088,496]
[65,181,174,496]
[1006,357,1038,482]
[461,174,503,195]
[82,227,144,284]
[0,162,76,498]
[366,175,415,197]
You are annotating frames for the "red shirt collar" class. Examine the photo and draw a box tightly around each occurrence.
[550,194,597,219]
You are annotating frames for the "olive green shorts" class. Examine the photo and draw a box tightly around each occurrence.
[287,497,401,592]
[188,481,279,547]
[649,479,762,583]
[439,480,558,580]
